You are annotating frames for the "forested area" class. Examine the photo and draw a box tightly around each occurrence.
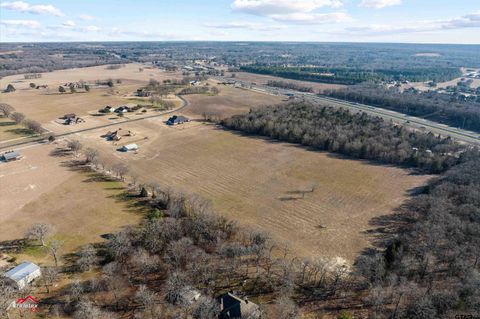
[355,153,480,319]
[2,42,479,79]
[221,102,466,173]
[324,84,480,132]
[241,65,462,85]
[266,80,314,92]
[221,102,480,318]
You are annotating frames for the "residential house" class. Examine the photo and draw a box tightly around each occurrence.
[218,293,260,319]
[166,115,189,125]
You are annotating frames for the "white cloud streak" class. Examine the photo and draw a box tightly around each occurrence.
[359,0,402,9]
[0,1,63,16]
[78,14,94,21]
[346,11,480,34]
[204,21,286,31]
[0,19,41,28]
[231,0,349,24]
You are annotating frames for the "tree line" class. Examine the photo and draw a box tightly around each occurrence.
[240,65,462,85]
[0,103,44,134]
[324,84,480,132]
[266,80,314,93]
[221,102,468,173]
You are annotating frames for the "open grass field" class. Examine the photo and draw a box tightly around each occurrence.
[0,115,34,142]
[229,72,347,93]
[181,81,282,119]
[1,64,430,265]
[0,63,182,124]
[76,119,430,262]
[0,142,141,265]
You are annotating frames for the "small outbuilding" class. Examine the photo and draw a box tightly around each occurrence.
[166,115,189,125]
[4,262,41,289]
[120,143,138,152]
[1,150,20,162]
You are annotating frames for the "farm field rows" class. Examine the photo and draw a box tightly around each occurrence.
[1,64,429,264]
[76,118,430,262]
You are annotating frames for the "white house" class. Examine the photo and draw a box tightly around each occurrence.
[4,262,42,289]
[120,143,138,152]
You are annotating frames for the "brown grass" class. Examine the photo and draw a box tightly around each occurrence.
[229,72,347,93]
[76,120,430,262]
[181,81,282,119]
[0,143,141,265]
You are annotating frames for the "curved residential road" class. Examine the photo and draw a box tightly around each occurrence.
[0,95,189,151]
[214,76,480,146]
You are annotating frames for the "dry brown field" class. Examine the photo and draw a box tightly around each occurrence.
[0,142,141,264]
[0,116,33,141]
[0,63,182,124]
[75,118,430,262]
[229,72,347,93]
[1,64,430,265]
[181,81,283,119]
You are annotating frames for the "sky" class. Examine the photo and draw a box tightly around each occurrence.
[0,0,479,44]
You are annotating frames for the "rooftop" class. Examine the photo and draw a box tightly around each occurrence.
[4,262,40,282]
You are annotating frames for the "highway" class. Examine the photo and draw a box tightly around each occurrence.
[215,76,480,146]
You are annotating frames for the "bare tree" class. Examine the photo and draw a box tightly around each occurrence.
[135,284,160,318]
[76,244,97,272]
[67,140,83,156]
[112,163,129,181]
[0,103,15,117]
[10,112,25,124]
[23,119,43,134]
[48,239,63,267]
[210,86,220,95]
[84,148,99,164]
[42,266,59,293]
[192,296,220,319]
[25,222,54,246]
[270,296,299,319]
[0,278,16,319]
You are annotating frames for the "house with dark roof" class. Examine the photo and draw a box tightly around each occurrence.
[218,293,260,319]
[166,115,189,125]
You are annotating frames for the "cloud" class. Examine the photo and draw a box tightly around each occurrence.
[78,14,94,21]
[0,19,41,28]
[232,0,343,15]
[81,25,101,32]
[269,12,351,24]
[62,20,76,27]
[204,21,286,31]
[346,11,480,34]
[231,0,349,24]
[359,0,401,9]
[0,1,64,16]
[108,28,182,40]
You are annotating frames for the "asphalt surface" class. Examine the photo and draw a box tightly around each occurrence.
[215,76,480,146]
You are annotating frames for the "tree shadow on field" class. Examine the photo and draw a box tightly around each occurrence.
[0,239,29,254]
[0,121,15,127]
[50,147,72,157]
[6,128,35,136]
[217,125,428,174]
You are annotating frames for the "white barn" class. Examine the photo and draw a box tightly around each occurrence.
[4,262,42,289]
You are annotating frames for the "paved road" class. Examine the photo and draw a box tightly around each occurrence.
[0,95,188,151]
[215,76,480,146]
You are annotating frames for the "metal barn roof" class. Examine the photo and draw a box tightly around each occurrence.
[4,262,40,282]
